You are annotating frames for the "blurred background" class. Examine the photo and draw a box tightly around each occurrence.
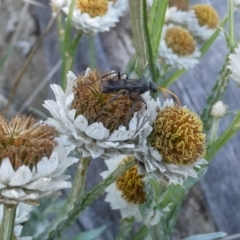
[0,0,240,239]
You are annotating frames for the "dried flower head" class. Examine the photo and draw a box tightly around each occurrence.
[159,24,200,69]
[101,155,146,221]
[44,69,154,159]
[149,106,206,165]
[169,0,189,11]
[60,0,127,33]
[0,115,78,205]
[211,101,227,119]
[228,44,240,87]
[134,100,207,185]
[0,115,57,170]
[187,4,219,41]
[71,69,142,132]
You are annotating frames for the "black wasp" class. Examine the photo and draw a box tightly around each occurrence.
[81,71,179,121]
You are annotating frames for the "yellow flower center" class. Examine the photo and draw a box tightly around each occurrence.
[165,26,196,56]
[169,0,189,11]
[192,4,219,28]
[0,115,57,170]
[76,0,108,18]
[149,106,206,165]
[71,69,143,133]
[116,156,146,205]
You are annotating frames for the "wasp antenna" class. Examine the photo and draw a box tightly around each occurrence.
[157,87,181,105]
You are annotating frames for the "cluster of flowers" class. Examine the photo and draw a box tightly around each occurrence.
[43,68,207,221]
[50,0,128,33]
[0,115,79,238]
[147,0,221,70]
[50,0,221,70]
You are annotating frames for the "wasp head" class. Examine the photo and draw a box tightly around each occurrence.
[149,82,158,93]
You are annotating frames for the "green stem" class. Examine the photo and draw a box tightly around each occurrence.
[206,111,240,161]
[209,118,220,145]
[60,55,72,89]
[228,0,235,49]
[0,204,17,240]
[35,157,136,240]
[60,32,83,89]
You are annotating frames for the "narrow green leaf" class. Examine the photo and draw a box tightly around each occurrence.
[201,55,231,134]
[71,226,106,240]
[139,177,186,239]
[205,111,240,161]
[148,0,168,60]
[128,0,156,81]
[182,232,227,240]
[129,0,147,76]
[0,47,13,73]
[116,217,134,240]
[132,226,149,240]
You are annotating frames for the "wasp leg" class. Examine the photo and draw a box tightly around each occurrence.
[125,92,140,126]
[125,100,137,126]
[138,94,147,109]
[93,89,128,122]
[100,71,119,80]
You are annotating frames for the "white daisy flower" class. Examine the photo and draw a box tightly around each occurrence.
[0,115,78,205]
[165,7,196,27]
[159,24,200,69]
[43,68,154,159]
[228,44,240,87]
[187,4,219,41]
[60,0,128,34]
[134,100,207,185]
[100,155,145,221]
[0,203,33,239]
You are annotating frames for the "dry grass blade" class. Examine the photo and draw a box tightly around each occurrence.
[5,8,61,113]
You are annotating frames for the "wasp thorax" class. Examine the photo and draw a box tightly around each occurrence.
[0,115,58,170]
[71,70,143,132]
[165,26,196,56]
[149,106,206,165]
[76,0,108,18]
[116,156,146,205]
[192,4,219,28]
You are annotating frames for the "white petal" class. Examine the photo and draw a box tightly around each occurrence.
[9,166,33,186]
[108,126,135,141]
[74,115,89,131]
[31,157,57,180]
[85,122,109,140]
[0,158,15,183]
[66,71,77,95]
[65,93,74,107]
[2,188,26,199]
